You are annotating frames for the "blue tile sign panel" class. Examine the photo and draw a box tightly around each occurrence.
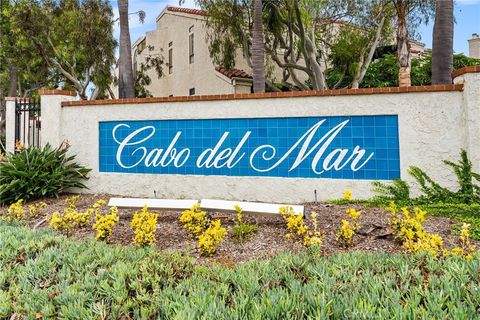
[99,116,400,180]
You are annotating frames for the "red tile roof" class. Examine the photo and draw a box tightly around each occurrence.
[166,6,208,17]
[215,67,252,79]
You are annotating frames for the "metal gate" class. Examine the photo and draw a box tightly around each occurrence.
[15,97,41,150]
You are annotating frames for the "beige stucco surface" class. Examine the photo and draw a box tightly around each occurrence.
[52,79,479,203]
[129,9,250,97]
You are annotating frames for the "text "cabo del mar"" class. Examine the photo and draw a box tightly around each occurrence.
[111,120,374,174]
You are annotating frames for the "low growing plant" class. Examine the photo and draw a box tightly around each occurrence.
[336,208,362,247]
[372,150,480,205]
[198,220,228,256]
[28,202,47,218]
[343,189,352,201]
[92,206,120,241]
[280,207,324,249]
[231,204,257,243]
[4,199,25,221]
[131,205,158,246]
[46,196,90,235]
[303,212,323,248]
[179,204,210,236]
[0,143,91,205]
[279,206,308,239]
[389,206,444,255]
[371,179,411,203]
[1,221,479,319]
[447,223,477,260]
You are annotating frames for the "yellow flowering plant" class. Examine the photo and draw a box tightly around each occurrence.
[446,224,477,260]
[15,140,25,152]
[279,207,324,249]
[131,205,158,246]
[4,199,25,221]
[303,212,323,248]
[389,206,445,256]
[46,196,90,235]
[343,190,352,201]
[279,206,308,239]
[389,207,426,242]
[337,219,355,247]
[336,207,362,247]
[179,204,210,236]
[28,202,47,218]
[93,206,120,241]
[198,220,227,256]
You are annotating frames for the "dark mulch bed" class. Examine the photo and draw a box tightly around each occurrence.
[1,193,474,265]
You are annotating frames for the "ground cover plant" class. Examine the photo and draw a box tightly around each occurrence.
[0,221,479,319]
[335,150,480,240]
[0,143,90,205]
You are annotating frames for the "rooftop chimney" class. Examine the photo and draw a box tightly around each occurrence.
[469,33,480,59]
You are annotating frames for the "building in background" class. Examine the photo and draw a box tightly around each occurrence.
[123,6,435,98]
[468,33,480,59]
[131,6,253,97]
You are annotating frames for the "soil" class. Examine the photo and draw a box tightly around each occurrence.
[1,193,476,265]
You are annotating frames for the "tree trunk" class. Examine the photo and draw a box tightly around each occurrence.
[8,65,18,97]
[118,0,135,98]
[396,2,411,87]
[351,16,386,89]
[252,0,266,93]
[431,0,454,85]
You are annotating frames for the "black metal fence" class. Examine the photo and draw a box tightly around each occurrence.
[15,97,41,150]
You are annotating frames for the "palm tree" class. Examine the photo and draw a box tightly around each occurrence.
[252,0,266,93]
[431,0,454,85]
[394,0,411,87]
[118,0,135,98]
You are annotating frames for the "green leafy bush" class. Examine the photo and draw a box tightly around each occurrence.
[372,150,480,205]
[0,221,479,319]
[231,204,257,243]
[371,179,411,202]
[408,150,480,204]
[0,144,90,205]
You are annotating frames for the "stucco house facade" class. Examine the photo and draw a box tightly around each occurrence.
[131,6,253,97]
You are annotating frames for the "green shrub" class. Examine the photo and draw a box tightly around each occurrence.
[408,150,480,204]
[0,221,479,319]
[0,143,90,205]
[372,150,480,205]
[371,179,411,202]
[231,204,257,243]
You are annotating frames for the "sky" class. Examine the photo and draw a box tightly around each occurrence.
[111,0,480,56]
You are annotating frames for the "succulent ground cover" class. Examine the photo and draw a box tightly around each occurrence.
[1,221,479,319]
[0,193,477,264]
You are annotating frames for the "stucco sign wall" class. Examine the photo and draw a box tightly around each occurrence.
[99,115,400,180]
[19,69,476,202]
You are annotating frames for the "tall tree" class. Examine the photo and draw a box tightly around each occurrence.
[198,0,392,91]
[431,0,453,85]
[118,0,135,98]
[252,0,266,92]
[10,0,116,99]
[389,0,434,87]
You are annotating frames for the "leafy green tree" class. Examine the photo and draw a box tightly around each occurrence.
[8,0,117,100]
[195,0,393,91]
[328,1,395,89]
[355,52,480,88]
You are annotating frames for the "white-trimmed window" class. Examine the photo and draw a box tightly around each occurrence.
[168,41,173,74]
[189,26,194,64]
